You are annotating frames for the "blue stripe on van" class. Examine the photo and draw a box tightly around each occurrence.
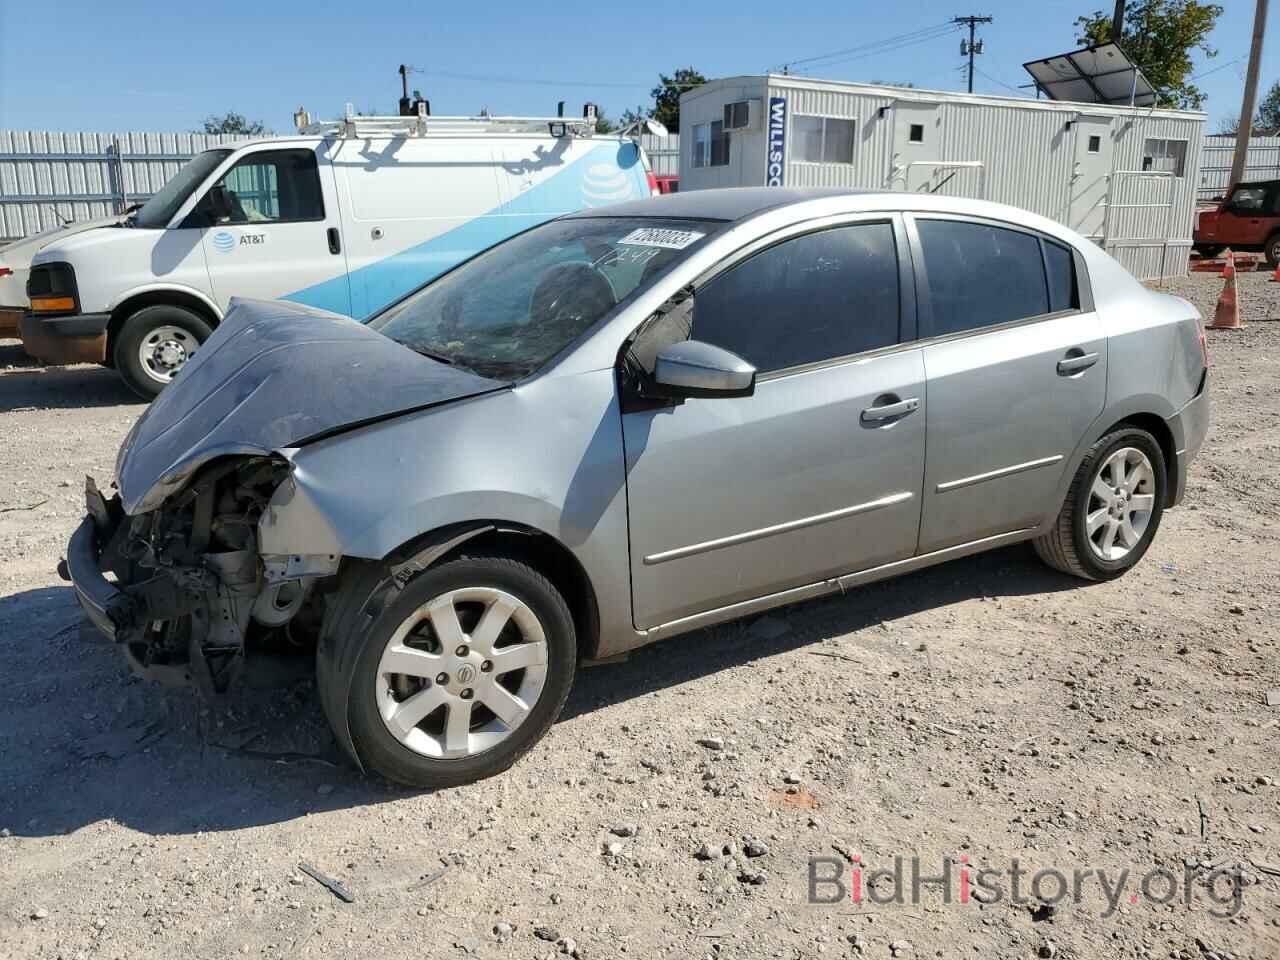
[283,142,648,319]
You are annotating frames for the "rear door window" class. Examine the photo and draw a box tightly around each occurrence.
[692,221,901,372]
[916,219,1050,337]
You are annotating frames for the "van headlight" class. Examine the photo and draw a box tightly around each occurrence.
[27,262,79,315]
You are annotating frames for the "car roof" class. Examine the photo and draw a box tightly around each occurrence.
[566,187,868,222]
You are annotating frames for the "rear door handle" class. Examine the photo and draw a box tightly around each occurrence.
[327,227,342,255]
[1057,351,1099,375]
[860,396,920,423]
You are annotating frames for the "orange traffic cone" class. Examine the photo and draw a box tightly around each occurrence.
[1221,248,1236,280]
[1270,261,1280,283]
[1210,258,1244,329]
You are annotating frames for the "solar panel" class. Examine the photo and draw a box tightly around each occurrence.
[1023,42,1157,107]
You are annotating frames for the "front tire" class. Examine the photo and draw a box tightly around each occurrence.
[1034,427,1167,581]
[113,304,212,399]
[343,555,577,788]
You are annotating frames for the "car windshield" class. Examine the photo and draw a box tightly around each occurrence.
[369,217,719,380]
[132,149,231,228]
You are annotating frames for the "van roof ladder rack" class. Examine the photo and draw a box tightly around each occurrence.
[295,102,598,139]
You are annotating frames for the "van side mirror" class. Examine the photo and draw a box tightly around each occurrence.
[652,340,755,399]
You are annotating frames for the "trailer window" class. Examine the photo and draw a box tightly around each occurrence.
[1087,135,1102,153]
[794,116,856,164]
[1141,138,1187,177]
[692,121,730,168]
[909,124,925,144]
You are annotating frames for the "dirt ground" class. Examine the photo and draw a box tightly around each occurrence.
[1,272,1277,960]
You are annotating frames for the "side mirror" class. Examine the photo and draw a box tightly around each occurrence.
[205,185,234,223]
[653,340,755,399]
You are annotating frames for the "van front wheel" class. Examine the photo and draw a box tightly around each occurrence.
[114,305,213,399]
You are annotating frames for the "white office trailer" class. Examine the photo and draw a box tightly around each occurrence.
[679,75,1206,279]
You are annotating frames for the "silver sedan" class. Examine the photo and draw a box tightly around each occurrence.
[65,188,1210,787]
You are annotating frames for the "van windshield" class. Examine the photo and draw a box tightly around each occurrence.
[132,149,231,228]
[369,217,719,380]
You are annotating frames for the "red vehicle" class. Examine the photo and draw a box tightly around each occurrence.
[652,174,679,195]
[1194,180,1280,264]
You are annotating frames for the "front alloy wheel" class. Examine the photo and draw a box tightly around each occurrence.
[375,586,549,759]
[344,555,576,788]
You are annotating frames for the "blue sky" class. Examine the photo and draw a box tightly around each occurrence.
[0,1,1270,133]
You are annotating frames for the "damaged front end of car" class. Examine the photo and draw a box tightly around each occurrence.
[64,458,338,696]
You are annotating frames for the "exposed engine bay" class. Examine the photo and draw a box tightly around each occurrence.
[86,457,336,695]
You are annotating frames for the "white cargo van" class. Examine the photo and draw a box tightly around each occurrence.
[21,109,658,397]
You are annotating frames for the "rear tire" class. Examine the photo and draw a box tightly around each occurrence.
[1033,427,1167,581]
[342,554,577,788]
[113,304,212,400]
[1265,234,1280,268]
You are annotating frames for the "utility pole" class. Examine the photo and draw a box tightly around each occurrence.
[1111,0,1126,39]
[954,15,993,93]
[1230,0,1269,189]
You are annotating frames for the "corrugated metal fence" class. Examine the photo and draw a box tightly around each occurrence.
[639,133,679,176]
[0,130,247,244]
[1198,134,1280,202]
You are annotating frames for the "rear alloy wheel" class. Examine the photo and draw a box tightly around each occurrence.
[1033,427,1167,581]
[113,304,212,399]
[345,555,576,788]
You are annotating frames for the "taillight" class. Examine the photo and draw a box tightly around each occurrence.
[646,171,659,197]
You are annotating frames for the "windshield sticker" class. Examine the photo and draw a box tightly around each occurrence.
[617,228,705,250]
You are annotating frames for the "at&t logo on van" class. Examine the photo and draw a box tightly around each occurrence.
[211,231,267,253]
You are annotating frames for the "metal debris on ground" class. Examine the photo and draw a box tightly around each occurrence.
[407,864,450,890]
[298,862,355,903]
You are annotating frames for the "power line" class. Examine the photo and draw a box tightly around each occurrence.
[973,66,1021,94]
[777,21,960,73]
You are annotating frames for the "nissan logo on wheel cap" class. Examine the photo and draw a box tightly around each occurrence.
[456,664,477,684]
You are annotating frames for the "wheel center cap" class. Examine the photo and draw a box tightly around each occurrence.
[456,663,477,685]
[157,341,185,367]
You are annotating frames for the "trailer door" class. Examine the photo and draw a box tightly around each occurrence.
[891,102,940,191]
[1068,117,1112,243]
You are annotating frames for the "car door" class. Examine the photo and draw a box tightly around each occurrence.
[907,214,1106,553]
[189,146,352,316]
[622,217,927,630]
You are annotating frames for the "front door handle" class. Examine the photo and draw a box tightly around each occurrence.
[860,396,920,423]
[1057,350,1099,375]
[327,227,342,255]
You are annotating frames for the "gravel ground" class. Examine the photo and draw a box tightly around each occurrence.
[1,272,1278,960]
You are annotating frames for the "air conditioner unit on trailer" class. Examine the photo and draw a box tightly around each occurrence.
[723,100,762,132]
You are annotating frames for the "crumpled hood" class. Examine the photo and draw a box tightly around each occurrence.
[116,298,506,514]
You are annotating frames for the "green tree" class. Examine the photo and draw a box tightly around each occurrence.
[650,68,706,133]
[201,111,269,135]
[1075,0,1222,109]
[594,109,617,134]
[1255,80,1280,132]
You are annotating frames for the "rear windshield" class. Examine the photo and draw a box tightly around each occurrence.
[132,149,231,228]
[370,217,719,380]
